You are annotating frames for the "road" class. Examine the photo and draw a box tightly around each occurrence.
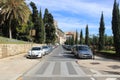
[22,45,120,80]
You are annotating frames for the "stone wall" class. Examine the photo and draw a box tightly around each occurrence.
[0,44,45,58]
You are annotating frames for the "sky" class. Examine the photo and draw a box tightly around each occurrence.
[26,0,120,36]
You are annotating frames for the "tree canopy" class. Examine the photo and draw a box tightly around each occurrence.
[0,0,31,39]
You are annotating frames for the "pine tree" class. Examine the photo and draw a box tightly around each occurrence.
[98,12,105,51]
[112,0,120,55]
[85,25,89,45]
[80,30,83,44]
[75,30,78,44]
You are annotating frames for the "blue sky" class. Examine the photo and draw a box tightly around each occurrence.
[26,0,120,36]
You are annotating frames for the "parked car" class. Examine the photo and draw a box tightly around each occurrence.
[27,46,44,58]
[42,46,52,55]
[72,45,93,59]
[63,45,72,51]
[71,45,77,54]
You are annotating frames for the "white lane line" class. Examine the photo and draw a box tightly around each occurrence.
[106,78,117,80]
[72,62,86,75]
[43,62,55,76]
[61,62,69,76]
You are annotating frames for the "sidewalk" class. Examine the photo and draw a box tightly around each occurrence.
[77,56,120,75]
[0,53,40,80]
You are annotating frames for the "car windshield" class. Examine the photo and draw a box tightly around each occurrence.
[78,46,89,51]
[32,47,41,50]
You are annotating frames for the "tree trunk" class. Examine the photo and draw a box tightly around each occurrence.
[9,26,12,39]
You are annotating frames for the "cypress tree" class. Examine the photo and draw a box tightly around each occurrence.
[27,15,34,41]
[80,29,83,44]
[71,34,74,45]
[43,8,49,43]
[43,8,49,24]
[43,9,56,44]
[75,30,78,44]
[68,37,71,45]
[30,2,41,43]
[112,0,120,55]
[48,13,56,44]
[85,25,89,45]
[98,12,105,51]
[39,9,45,43]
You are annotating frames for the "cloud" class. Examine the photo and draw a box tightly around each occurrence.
[32,0,113,17]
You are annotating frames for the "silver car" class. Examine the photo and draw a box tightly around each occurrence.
[72,45,93,59]
[42,46,52,55]
[27,46,44,58]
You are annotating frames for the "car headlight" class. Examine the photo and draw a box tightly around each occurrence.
[28,51,31,55]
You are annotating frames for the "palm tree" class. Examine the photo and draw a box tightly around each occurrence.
[0,0,31,39]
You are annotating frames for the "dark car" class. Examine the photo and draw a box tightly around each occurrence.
[63,45,72,51]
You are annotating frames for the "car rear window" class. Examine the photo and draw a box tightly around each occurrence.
[32,47,41,50]
[78,46,89,50]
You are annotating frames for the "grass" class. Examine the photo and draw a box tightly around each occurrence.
[100,50,115,54]
[0,36,30,44]
[96,50,120,60]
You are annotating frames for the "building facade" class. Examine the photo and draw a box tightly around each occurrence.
[54,20,66,44]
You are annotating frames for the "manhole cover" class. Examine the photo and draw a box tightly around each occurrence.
[108,65,120,69]
[90,62,100,65]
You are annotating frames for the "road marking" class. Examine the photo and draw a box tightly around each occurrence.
[36,62,50,74]
[43,62,55,75]
[106,78,117,80]
[66,62,78,75]
[61,62,69,76]
[91,77,96,80]
[52,62,61,75]
[72,62,86,75]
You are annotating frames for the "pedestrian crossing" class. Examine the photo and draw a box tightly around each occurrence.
[23,61,120,80]
[35,61,86,76]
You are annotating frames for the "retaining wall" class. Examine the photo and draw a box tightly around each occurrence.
[0,44,44,58]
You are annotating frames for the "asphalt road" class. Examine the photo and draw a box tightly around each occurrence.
[22,46,120,80]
